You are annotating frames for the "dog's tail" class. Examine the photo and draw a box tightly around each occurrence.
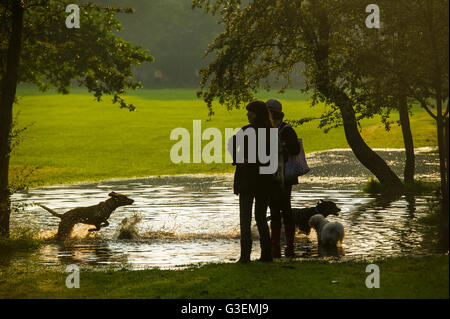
[39,205,63,218]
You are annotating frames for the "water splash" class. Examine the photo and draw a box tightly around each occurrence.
[111,212,243,241]
[114,213,142,240]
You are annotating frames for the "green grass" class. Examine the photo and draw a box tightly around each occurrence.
[0,255,447,298]
[363,178,439,195]
[0,227,43,252]
[11,88,438,187]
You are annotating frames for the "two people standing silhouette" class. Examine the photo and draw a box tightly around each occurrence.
[229,99,300,263]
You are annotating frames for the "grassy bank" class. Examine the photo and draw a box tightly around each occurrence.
[0,227,43,252]
[0,255,447,298]
[11,88,437,187]
[363,178,439,195]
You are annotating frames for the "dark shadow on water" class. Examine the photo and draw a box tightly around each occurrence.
[292,236,345,258]
[347,194,402,224]
[397,195,418,253]
[318,244,345,258]
[405,194,416,217]
[55,241,129,266]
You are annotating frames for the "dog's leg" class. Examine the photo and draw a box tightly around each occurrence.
[56,221,74,240]
[88,225,102,232]
[88,220,110,232]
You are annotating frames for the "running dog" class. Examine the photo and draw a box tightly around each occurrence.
[308,214,345,246]
[39,191,134,240]
[292,200,341,235]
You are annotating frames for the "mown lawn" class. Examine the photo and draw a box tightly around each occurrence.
[0,255,447,299]
[10,88,437,187]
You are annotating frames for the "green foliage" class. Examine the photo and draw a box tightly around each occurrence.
[363,177,438,195]
[362,178,384,194]
[192,0,448,127]
[1,0,154,110]
[8,112,36,194]
[193,0,311,116]
[339,0,449,127]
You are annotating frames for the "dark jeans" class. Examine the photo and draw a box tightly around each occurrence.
[269,185,295,232]
[239,191,272,260]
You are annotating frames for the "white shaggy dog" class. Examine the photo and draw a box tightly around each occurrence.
[308,214,345,246]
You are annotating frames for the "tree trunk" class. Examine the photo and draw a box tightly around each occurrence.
[436,109,449,252]
[312,8,403,191]
[338,97,404,190]
[445,115,449,191]
[398,95,415,184]
[0,2,24,238]
[445,116,449,252]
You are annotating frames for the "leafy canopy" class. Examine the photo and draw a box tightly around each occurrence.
[1,0,153,110]
[192,0,448,130]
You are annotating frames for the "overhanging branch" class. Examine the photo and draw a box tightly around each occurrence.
[418,98,438,120]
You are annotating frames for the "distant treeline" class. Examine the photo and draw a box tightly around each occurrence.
[99,0,304,89]
[93,0,219,88]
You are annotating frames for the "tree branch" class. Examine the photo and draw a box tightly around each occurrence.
[444,99,449,118]
[417,97,438,120]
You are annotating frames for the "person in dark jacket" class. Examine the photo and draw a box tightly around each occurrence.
[266,99,300,258]
[228,101,275,263]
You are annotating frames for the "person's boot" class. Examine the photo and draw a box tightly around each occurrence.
[259,249,273,262]
[284,229,296,258]
[237,240,252,263]
[271,227,281,258]
[237,257,250,264]
[259,234,273,262]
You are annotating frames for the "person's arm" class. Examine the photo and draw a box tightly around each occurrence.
[228,126,248,165]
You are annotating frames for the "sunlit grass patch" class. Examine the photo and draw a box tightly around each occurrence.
[10,89,438,187]
[0,255,447,298]
[360,115,437,149]
[404,180,439,194]
[9,165,83,188]
[363,177,438,195]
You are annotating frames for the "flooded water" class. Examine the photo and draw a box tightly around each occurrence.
[5,148,441,269]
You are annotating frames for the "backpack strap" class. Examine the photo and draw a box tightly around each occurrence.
[278,122,291,136]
